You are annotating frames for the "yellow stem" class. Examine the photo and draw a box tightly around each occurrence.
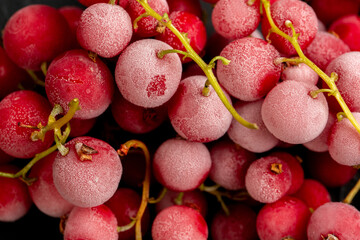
[135,0,258,130]
[261,0,360,135]
[343,177,360,204]
[31,98,80,141]
[118,140,151,240]
[148,187,167,204]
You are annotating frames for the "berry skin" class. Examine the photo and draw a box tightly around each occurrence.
[168,75,233,142]
[307,202,360,240]
[156,11,207,63]
[3,4,71,70]
[261,0,318,56]
[28,152,74,218]
[115,39,182,108]
[261,80,329,144]
[329,14,360,51]
[152,138,211,192]
[0,90,53,159]
[64,205,118,240]
[77,3,133,58]
[245,156,292,203]
[0,165,32,222]
[212,0,260,40]
[52,136,122,207]
[256,196,311,240]
[217,37,281,101]
[152,205,208,240]
[45,49,114,120]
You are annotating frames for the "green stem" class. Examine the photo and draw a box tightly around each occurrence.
[148,187,167,204]
[26,69,45,87]
[117,219,136,232]
[118,140,151,240]
[343,177,360,204]
[31,98,80,141]
[0,144,58,180]
[174,192,184,205]
[135,0,258,130]
[261,0,360,135]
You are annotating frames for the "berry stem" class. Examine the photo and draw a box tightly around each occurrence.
[117,219,137,232]
[148,187,167,204]
[31,98,80,142]
[135,0,258,130]
[261,0,360,135]
[0,127,70,182]
[118,140,151,240]
[343,177,360,204]
[26,69,45,87]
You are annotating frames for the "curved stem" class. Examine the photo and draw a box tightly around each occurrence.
[117,219,136,232]
[0,129,69,182]
[118,140,151,240]
[26,69,45,87]
[148,187,167,204]
[174,192,184,205]
[343,177,360,204]
[261,0,360,135]
[135,0,258,130]
[31,98,80,141]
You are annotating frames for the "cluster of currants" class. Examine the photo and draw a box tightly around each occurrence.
[0,0,360,239]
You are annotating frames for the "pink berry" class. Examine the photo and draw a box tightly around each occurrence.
[155,189,208,218]
[328,112,360,166]
[307,202,360,240]
[115,39,182,108]
[227,99,280,153]
[261,0,318,56]
[209,140,257,190]
[126,0,169,37]
[269,151,304,195]
[53,136,122,207]
[304,31,350,71]
[152,205,208,240]
[212,0,260,40]
[0,90,53,159]
[3,4,71,70]
[281,63,319,86]
[245,156,292,203]
[45,49,114,120]
[256,196,311,240]
[152,138,211,192]
[217,37,281,101]
[168,75,233,142]
[64,205,118,240]
[0,165,32,222]
[28,152,74,217]
[261,80,329,144]
[77,3,132,58]
[303,112,336,152]
[325,51,360,113]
